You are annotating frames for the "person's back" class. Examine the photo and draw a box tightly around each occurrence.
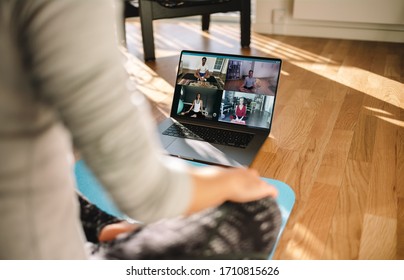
[0,0,100,259]
[0,0,180,259]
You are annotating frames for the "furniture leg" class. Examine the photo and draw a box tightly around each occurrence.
[139,0,156,61]
[202,14,210,31]
[240,0,251,48]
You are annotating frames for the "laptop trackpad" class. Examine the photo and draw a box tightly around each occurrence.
[167,138,243,167]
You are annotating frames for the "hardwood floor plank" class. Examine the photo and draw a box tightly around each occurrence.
[393,105,403,259]
[385,54,402,81]
[323,160,370,259]
[272,199,302,259]
[269,88,318,152]
[348,112,377,163]
[334,89,364,130]
[281,182,339,259]
[308,99,343,140]
[398,197,404,259]
[251,148,300,183]
[358,214,397,259]
[329,40,352,64]
[366,118,398,219]
[397,119,404,199]
[316,129,354,187]
[285,97,343,193]
[277,105,317,151]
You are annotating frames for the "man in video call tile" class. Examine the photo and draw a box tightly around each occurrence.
[239,70,257,93]
[194,57,210,81]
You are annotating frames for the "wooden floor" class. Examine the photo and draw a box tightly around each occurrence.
[124,18,404,260]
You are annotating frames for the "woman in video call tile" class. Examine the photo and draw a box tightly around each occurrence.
[182,93,204,118]
[231,97,247,124]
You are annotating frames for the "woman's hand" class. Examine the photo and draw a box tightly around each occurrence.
[98,221,139,242]
[185,166,278,215]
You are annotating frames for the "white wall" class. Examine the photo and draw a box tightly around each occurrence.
[253,0,404,43]
[240,61,253,76]
[293,0,404,25]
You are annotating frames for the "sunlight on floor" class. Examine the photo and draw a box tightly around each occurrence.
[294,63,404,109]
[284,223,325,259]
[178,22,235,48]
[377,116,404,127]
[246,31,403,110]
[363,106,404,127]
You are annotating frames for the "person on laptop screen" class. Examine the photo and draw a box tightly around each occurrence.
[239,70,257,92]
[231,97,248,124]
[183,92,205,118]
[194,56,210,81]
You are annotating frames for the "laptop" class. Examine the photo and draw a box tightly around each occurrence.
[157,50,282,167]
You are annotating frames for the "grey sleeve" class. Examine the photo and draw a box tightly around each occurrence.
[22,0,193,223]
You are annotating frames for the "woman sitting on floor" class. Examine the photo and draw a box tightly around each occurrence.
[231,97,248,123]
[183,93,205,118]
[79,192,281,260]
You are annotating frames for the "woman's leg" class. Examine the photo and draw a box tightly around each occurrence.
[93,197,282,260]
[78,193,123,243]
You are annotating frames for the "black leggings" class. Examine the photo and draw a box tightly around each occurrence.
[80,194,282,260]
[185,110,204,118]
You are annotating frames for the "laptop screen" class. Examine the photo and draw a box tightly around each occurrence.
[172,51,282,130]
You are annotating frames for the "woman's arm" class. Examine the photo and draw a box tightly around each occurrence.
[187,100,195,113]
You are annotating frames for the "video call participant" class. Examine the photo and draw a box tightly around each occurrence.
[194,57,210,81]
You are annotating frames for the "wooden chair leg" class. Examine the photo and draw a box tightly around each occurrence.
[139,0,156,61]
[240,0,251,48]
[202,14,210,31]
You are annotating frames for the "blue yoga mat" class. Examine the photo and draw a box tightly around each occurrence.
[74,160,295,259]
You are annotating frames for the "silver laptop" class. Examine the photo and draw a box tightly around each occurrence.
[158,50,282,167]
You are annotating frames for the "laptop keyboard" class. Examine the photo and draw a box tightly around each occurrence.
[162,123,254,148]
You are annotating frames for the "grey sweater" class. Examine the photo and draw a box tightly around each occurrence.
[0,0,192,259]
